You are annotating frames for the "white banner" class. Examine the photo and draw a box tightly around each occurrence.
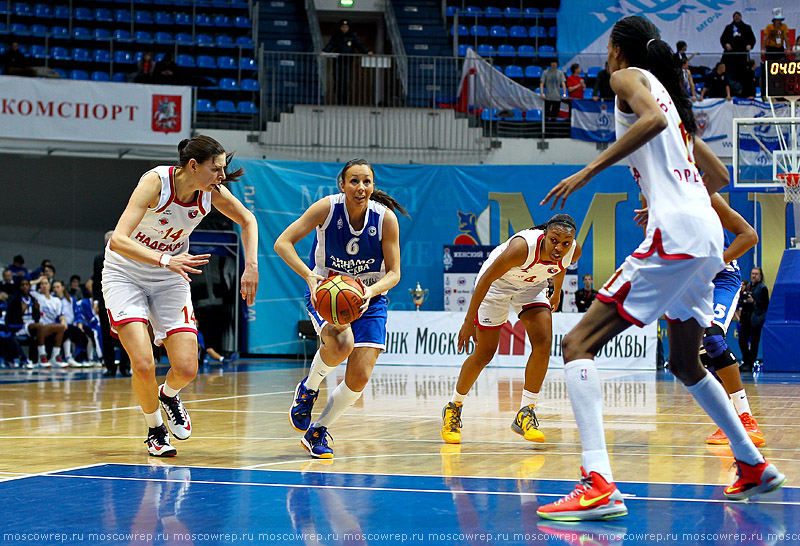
[0,75,191,144]
[459,49,544,112]
[384,311,657,369]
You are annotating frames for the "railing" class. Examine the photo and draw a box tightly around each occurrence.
[384,0,409,98]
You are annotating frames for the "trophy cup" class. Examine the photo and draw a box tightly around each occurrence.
[409,282,429,311]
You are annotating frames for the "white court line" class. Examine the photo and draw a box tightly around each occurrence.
[0,390,293,422]
[0,462,106,483]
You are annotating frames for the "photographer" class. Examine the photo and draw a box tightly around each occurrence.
[738,267,769,372]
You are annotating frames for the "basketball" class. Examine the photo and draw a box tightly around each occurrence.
[314,274,365,325]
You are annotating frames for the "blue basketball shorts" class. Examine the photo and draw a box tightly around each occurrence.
[711,266,742,333]
[305,290,388,351]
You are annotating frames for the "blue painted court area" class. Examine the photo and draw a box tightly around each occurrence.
[1,464,797,546]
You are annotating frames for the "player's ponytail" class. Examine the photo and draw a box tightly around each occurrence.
[610,16,697,135]
[178,134,244,184]
[337,159,410,217]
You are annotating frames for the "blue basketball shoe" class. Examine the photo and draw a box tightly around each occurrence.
[289,377,319,432]
[301,426,334,459]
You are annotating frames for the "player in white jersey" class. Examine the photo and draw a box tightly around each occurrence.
[103,135,259,457]
[441,214,580,446]
[275,159,407,459]
[537,16,784,521]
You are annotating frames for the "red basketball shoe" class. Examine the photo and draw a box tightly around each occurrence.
[724,459,786,500]
[537,467,627,521]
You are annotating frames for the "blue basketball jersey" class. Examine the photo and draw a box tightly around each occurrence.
[711,231,743,331]
[309,193,387,290]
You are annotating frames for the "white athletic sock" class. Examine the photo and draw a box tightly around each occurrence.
[161,382,180,398]
[315,381,363,428]
[451,389,467,405]
[305,351,338,391]
[144,408,164,428]
[686,373,763,466]
[729,389,752,416]
[521,389,538,409]
[37,345,46,357]
[87,340,95,361]
[63,340,72,359]
[565,359,613,482]
[51,347,61,358]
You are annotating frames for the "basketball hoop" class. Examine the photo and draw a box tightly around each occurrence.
[777,172,800,203]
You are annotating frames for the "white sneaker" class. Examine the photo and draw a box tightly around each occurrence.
[39,356,52,368]
[159,385,192,440]
[145,424,177,457]
[50,356,69,368]
[67,357,81,367]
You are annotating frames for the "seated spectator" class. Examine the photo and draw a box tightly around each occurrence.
[74,297,103,366]
[681,58,697,100]
[738,59,758,99]
[153,53,180,85]
[53,280,81,367]
[134,52,156,83]
[29,278,68,367]
[7,255,29,283]
[566,63,586,99]
[593,62,614,101]
[1,42,34,77]
[30,259,53,281]
[701,62,732,100]
[1,269,17,301]
[575,274,599,312]
[675,40,697,64]
[30,263,56,292]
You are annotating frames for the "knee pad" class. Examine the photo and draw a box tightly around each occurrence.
[702,325,727,358]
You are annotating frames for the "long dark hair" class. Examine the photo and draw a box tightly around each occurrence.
[337,159,410,217]
[533,213,577,233]
[178,135,244,183]
[610,15,697,135]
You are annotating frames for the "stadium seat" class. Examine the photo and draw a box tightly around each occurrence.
[240,78,260,91]
[196,34,214,46]
[196,55,216,69]
[529,26,547,39]
[10,23,29,35]
[154,32,173,43]
[237,101,258,114]
[91,71,110,82]
[587,66,602,79]
[30,44,46,58]
[445,6,457,18]
[155,12,173,25]
[74,7,92,20]
[217,56,236,70]
[72,48,90,62]
[34,4,53,18]
[509,25,527,39]
[525,108,543,121]
[240,57,256,71]
[548,26,558,38]
[218,78,239,90]
[112,72,128,82]
[50,46,70,60]
[504,65,523,79]
[72,27,91,40]
[30,24,47,36]
[113,50,134,64]
[538,45,556,58]
[236,36,254,48]
[113,29,132,41]
[484,7,502,19]
[518,45,536,58]
[94,28,111,41]
[213,15,232,27]
[54,5,70,19]
[525,65,543,79]
[477,44,495,57]
[52,68,67,79]
[450,25,468,37]
[215,35,234,48]
[93,49,111,63]
[69,70,89,80]
[175,32,193,44]
[196,99,215,113]
[504,7,521,18]
[94,8,113,22]
[134,31,153,43]
[135,11,153,24]
[195,14,212,26]
[584,88,594,99]
[480,108,500,121]
[497,45,515,58]
[114,9,131,23]
[175,54,195,67]
[13,2,32,17]
[470,25,488,37]
[490,25,508,39]
[457,44,472,57]
[215,100,237,113]
[51,26,69,39]
[523,8,541,19]
[174,13,191,25]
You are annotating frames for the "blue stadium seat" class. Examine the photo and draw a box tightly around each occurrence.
[217,56,236,70]
[480,108,500,121]
[113,29,132,41]
[509,25,527,39]
[484,7,502,19]
[113,50,134,64]
[464,6,481,17]
[91,71,110,82]
[457,44,472,57]
[13,2,32,17]
[538,45,556,58]
[235,36,254,48]
[134,31,153,43]
[196,55,216,69]
[175,54,195,67]
[529,26,547,39]
[504,65,523,79]
[135,11,153,24]
[94,28,112,41]
[470,25,488,37]
[196,34,214,46]
[154,32,173,43]
[30,24,47,36]
[504,7,521,18]
[174,13,191,25]
[51,26,69,39]
[214,15,232,27]
[94,8,113,22]
[234,16,251,28]
[216,35,235,48]
[525,65,543,78]
[237,101,258,114]
[175,32,193,44]
[497,44,515,58]
[10,23,29,35]
[34,4,53,18]
[72,48,90,62]
[450,25,468,37]
[30,44,46,58]
[240,78,260,91]
[525,108,543,121]
[548,26,557,39]
[112,72,128,82]
[195,14,212,26]
[215,100,237,113]
[477,44,494,57]
[94,49,111,63]
[239,57,256,71]
[50,46,70,60]
[509,108,524,120]
[73,27,92,40]
[114,9,132,23]
[54,5,70,19]
[584,88,594,99]
[490,25,508,38]
[218,78,238,90]
[155,12,173,25]
[69,69,89,80]
[523,8,540,19]
[518,45,536,58]
[196,99,215,113]
[52,68,67,78]
[74,7,92,20]
[586,66,602,79]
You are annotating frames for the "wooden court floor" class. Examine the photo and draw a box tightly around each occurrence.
[0,360,798,545]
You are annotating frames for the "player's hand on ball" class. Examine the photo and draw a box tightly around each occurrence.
[457,320,477,353]
[168,253,211,282]
[305,273,326,305]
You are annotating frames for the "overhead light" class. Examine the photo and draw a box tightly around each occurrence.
[340,0,354,6]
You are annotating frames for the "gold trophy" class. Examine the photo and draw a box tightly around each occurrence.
[409,282,429,311]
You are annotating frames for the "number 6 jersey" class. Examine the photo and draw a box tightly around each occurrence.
[104,165,212,281]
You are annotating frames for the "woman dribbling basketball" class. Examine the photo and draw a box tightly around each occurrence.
[274,159,407,459]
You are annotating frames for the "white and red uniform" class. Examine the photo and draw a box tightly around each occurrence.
[476,228,576,329]
[598,68,725,327]
[103,166,211,345]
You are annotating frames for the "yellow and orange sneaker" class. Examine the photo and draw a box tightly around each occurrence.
[441,402,463,444]
[724,459,786,500]
[739,413,765,447]
[537,467,628,521]
[707,427,729,445]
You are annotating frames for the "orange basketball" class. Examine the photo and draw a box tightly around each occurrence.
[314,274,366,326]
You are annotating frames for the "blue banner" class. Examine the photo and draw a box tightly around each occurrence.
[228,160,790,354]
[570,99,615,142]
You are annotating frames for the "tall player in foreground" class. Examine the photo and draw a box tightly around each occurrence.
[274,159,407,459]
[104,135,258,456]
[537,16,785,521]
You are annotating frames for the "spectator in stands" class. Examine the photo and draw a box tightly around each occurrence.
[675,41,696,64]
[701,62,732,100]
[1,269,17,300]
[29,277,68,367]
[68,274,89,299]
[134,52,156,84]
[592,62,614,101]
[322,19,374,105]
[153,53,180,85]
[739,59,759,99]
[574,274,598,313]
[540,60,567,121]
[738,267,769,372]
[1,42,33,77]
[30,259,53,281]
[94,230,131,377]
[719,11,756,89]
[53,280,80,366]
[566,63,586,99]
[5,278,39,368]
[30,263,56,292]
[681,58,698,100]
[7,255,29,282]
[763,8,790,64]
